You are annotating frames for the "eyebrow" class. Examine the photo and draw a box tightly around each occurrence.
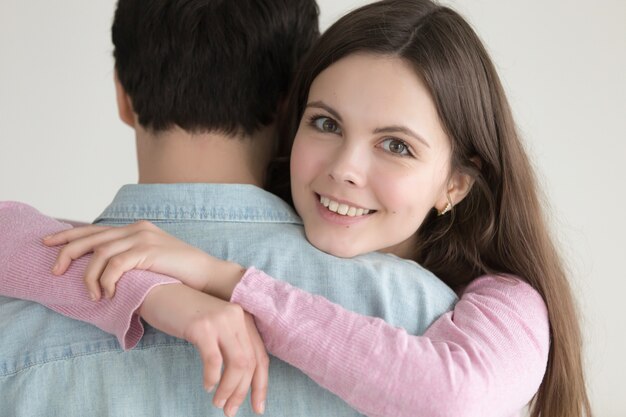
[374,126,431,148]
[305,100,430,148]
[305,101,343,122]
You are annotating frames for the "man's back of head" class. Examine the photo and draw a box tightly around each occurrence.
[112,0,320,137]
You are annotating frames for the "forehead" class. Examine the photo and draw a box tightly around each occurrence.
[308,53,443,132]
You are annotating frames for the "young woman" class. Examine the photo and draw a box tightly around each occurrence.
[1,1,591,416]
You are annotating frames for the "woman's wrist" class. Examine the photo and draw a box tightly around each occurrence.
[203,259,246,300]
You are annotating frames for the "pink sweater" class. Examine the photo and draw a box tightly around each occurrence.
[0,202,549,417]
[0,202,180,348]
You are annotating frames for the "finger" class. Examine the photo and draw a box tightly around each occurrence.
[246,316,269,415]
[223,370,254,417]
[198,338,224,395]
[221,320,258,417]
[82,238,138,299]
[99,248,151,299]
[52,227,134,275]
[213,332,253,413]
[43,225,110,246]
[83,254,105,301]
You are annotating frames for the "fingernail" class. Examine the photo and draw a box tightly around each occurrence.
[215,398,226,409]
[51,262,59,274]
[43,235,51,241]
[226,405,239,417]
[205,384,215,393]
[89,292,98,301]
[258,401,265,414]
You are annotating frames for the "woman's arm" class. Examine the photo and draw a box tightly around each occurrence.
[39,218,549,416]
[231,269,549,417]
[0,202,181,349]
[0,202,269,414]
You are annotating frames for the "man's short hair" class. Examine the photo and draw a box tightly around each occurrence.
[112,0,319,135]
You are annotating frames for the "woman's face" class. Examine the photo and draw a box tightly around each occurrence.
[290,53,453,259]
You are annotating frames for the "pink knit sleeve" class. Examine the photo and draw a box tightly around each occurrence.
[231,268,549,417]
[0,201,181,350]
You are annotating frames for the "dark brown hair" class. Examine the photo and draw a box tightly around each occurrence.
[112,0,319,135]
[270,0,592,415]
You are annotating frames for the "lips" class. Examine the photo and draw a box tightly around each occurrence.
[318,195,374,217]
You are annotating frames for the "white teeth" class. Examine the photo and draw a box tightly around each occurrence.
[319,195,371,217]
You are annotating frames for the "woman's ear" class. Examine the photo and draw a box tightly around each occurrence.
[435,169,475,213]
[114,70,136,127]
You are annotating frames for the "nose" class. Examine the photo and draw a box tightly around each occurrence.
[327,144,365,187]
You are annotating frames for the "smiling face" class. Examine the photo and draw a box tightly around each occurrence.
[290,53,456,259]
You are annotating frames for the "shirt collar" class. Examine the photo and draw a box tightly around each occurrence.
[95,183,302,224]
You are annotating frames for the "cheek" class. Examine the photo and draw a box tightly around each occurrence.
[290,134,327,218]
[290,134,329,186]
[290,135,313,186]
[373,169,441,218]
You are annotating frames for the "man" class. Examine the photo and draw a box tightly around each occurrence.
[0,1,456,416]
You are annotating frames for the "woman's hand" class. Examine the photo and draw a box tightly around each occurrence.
[141,284,268,416]
[43,221,243,301]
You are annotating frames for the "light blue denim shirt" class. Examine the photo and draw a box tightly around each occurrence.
[0,184,457,417]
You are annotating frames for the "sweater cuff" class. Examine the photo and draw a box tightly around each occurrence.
[103,273,182,350]
[230,267,275,306]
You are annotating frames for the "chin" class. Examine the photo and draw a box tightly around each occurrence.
[307,234,362,259]
[324,246,359,259]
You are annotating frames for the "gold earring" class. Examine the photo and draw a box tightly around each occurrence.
[438,202,452,216]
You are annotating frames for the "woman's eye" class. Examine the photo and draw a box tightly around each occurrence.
[380,138,412,156]
[313,116,341,134]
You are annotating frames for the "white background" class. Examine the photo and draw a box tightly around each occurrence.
[1,1,624,415]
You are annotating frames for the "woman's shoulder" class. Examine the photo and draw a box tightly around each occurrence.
[446,273,550,372]
[465,273,541,295]
[0,201,29,211]
[461,273,548,321]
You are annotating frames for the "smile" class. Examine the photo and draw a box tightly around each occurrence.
[319,195,373,217]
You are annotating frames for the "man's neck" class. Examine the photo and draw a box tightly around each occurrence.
[135,125,275,187]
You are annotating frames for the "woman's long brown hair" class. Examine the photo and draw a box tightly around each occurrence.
[269,0,592,415]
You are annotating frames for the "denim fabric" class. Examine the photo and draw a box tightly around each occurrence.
[0,184,457,417]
